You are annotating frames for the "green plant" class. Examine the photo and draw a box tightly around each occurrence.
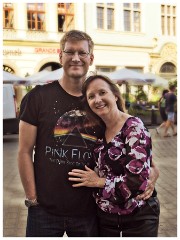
[122,93,136,102]
[169,78,177,94]
[25,86,33,93]
[135,86,148,101]
[169,78,177,86]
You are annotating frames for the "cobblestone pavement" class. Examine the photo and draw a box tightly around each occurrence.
[3,128,177,237]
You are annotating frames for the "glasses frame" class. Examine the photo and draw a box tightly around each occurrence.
[62,50,90,59]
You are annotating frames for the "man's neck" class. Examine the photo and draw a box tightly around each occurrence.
[59,75,84,97]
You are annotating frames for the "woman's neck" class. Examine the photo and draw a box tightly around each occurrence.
[104,110,123,130]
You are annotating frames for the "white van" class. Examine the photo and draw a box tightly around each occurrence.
[3,84,19,134]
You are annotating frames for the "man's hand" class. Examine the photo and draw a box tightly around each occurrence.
[136,160,159,200]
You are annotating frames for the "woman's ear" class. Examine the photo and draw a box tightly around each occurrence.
[89,54,94,66]
[59,51,62,65]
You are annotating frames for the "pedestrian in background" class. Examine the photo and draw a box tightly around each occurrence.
[164,85,177,137]
[68,74,160,237]
[18,30,159,237]
[156,89,169,134]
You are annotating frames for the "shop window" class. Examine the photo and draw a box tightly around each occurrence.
[40,62,61,71]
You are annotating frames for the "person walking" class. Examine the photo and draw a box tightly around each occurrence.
[18,30,159,237]
[163,85,177,137]
[156,89,169,134]
[68,74,160,237]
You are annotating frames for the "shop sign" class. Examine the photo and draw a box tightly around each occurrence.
[3,49,22,56]
[35,48,60,54]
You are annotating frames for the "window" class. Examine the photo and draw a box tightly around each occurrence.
[107,8,114,29]
[96,66,116,73]
[124,3,130,8]
[126,67,143,73]
[96,3,114,30]
[160,62,176,73]
[173,6,176,14]
[57,3,74,32]
[173,17,176,36]
[97,7,104,29]
[3,65,15,73]
[27,3,45,31]
[161,5,165,14]
[167,17,170,35]
[161,16,165,35]
[133,3,140,9]
[3,3,14,29]
[133,11,140,32]
[123,3,141,32]
[161,5,176,36]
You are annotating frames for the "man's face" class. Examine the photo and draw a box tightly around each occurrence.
[59,40,94,79]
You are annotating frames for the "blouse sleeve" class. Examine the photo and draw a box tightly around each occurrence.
[101,119,152,204]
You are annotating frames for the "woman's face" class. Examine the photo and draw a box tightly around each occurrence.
[86,78,118,119]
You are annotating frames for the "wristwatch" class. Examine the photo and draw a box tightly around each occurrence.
[25,198,39,207]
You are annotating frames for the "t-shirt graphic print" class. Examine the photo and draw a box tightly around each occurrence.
[46,109,98,168]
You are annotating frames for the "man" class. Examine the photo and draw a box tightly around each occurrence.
[164,85,177,137]
[18,30,159,237]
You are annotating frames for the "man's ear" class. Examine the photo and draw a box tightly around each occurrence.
[89,54,94,66]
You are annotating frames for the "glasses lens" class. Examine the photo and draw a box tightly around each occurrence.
[78,52,89,58]
[63,51,89,58]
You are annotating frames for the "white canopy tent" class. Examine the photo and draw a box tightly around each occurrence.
[144,72,169,88]
[108,68,155,85]
[3,71,29,85]
[25,70,50,81]
[41,68,64,82]
[25,68,64,85]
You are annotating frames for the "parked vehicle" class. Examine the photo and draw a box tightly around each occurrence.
[3,84,19,134]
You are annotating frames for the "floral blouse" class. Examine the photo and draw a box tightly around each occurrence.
[93,117,152,215]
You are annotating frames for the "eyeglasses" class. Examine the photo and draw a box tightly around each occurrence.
[63,50,90,59]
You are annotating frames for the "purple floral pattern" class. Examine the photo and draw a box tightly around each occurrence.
[93,117,152,215]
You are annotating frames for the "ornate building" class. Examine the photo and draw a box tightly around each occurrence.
[3,2,177,80]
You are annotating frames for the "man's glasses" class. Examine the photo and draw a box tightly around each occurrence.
[63,50,90,59]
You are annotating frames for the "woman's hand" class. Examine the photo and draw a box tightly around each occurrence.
[68,165,105,188]
[136,160,159,200]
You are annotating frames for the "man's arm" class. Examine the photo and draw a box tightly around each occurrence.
[18,120,37,200]
[136,160,159,200]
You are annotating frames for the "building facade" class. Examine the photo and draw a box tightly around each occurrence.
[3,2,177,81]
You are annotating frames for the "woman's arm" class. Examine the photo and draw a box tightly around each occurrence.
[136,159,159,200]
[69,121,157,202]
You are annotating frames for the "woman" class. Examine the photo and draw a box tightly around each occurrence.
[156,89,169,134]
[68,75,160,237]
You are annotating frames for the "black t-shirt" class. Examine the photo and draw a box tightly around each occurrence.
[165,92,177,112]
[20,81,104,216]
